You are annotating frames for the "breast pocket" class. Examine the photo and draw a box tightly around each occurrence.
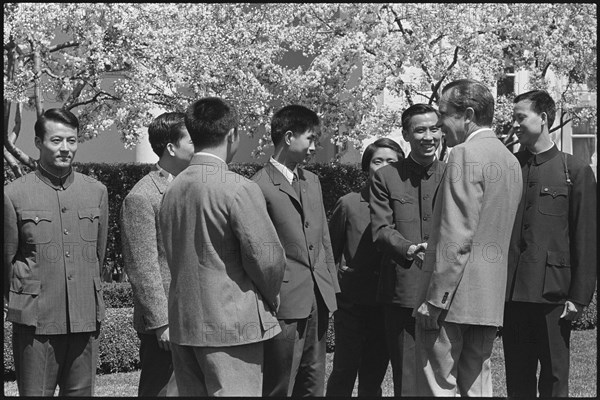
[539,185,568,216]
[78,207,100,241]
[390,194,418,222]
[21,211,53,244]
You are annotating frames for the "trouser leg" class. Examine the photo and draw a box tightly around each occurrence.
[356,304,389,397]
[503,302,539,397]
[171,343,207,396]
[538,304,570,397]
[383,305,416,396]
[292,290,328,397]
[137,332,175,397]
[456,325,496,397]
[57,329,99,396]
[326,298,362,396]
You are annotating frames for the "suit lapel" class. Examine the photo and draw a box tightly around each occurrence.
[265,163,303,215]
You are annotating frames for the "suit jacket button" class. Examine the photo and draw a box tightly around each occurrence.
[309,244,314,250]
[424,234,430,240]
[304,221,309,228]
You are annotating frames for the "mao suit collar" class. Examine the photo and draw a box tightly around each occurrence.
[35,164,75,190]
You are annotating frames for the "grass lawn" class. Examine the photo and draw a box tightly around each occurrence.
[4,329,596,397]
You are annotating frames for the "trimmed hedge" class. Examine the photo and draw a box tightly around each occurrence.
[102,282,134,308]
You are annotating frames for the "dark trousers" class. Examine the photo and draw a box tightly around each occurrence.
[383,304,417,396]
[12,323,99,396]
[503,302,571,397]
[326,299,389,396]
[137,332,174,397]
[263,290,329,396]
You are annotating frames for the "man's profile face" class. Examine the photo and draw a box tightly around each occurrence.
[288,128,318,164]
[403,112,442,162]
[438,97,465,147]
[171,127,195,169]
[512,99,544,149]
[34,120,78,175]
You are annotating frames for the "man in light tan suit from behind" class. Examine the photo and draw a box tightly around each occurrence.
[413,79,523,396]
[159,97,285,396]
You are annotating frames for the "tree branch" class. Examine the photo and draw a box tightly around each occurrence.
[541,62,551,79]
[65,90,121,110]
[429,46,461,104]
[32,48,44,117]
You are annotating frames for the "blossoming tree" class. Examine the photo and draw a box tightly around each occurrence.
[4,3,596,175]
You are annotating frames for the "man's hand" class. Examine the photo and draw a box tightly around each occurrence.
[407,242,427,268]
[560,300,584,321]
[155,325,171,351]
[416,301,442,330]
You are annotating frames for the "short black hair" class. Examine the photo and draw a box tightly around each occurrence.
[401,103,440,133]
[148,112,187,157]
[514,90,556,128]
[441,79,495,126]
[184,97,239,148]
[34,108,79,140]
[361,138,404,172]
[271,105,320,147]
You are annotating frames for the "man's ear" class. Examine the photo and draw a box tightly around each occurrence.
[166,142,176,156]
[34,136,42,151]
[284,130,293,146]
[226,127,238,142]
[540,112,548,126]
[402,127,409,141]
[464,107,475,124]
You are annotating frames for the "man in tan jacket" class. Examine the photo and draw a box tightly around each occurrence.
[414,79,523,396]
[159,97,285,396]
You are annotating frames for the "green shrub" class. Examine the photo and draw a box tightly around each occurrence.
[97,307,140,374]
[3,322,16,380]
[102,282,134,308]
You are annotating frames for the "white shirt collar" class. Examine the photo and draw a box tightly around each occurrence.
[269,157,297,185]
[464,128,492,143]
[194,152,227,164]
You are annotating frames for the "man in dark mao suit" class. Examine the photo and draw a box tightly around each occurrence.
[503,90,597,397]
[370,104,446,396]
[252,105,340,396]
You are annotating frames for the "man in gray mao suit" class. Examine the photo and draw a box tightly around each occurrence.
[120,112,194,396]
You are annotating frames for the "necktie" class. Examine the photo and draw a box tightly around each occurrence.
[292,173,302,204]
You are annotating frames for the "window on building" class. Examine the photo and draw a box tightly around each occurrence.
[571,110,597,166]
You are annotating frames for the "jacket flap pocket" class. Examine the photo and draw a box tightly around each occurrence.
[390,193,415,204]
[78,208,100,221]
[540,186,568,198]
[10,279,41,295]
[546,251,570,267]
[21,210,52,224]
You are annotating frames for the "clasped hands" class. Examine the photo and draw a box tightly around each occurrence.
[407,242,427,269]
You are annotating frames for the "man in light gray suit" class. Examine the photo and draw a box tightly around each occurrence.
[159,97,285,396]
[120,112,194,396]
[414,79,523,396]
